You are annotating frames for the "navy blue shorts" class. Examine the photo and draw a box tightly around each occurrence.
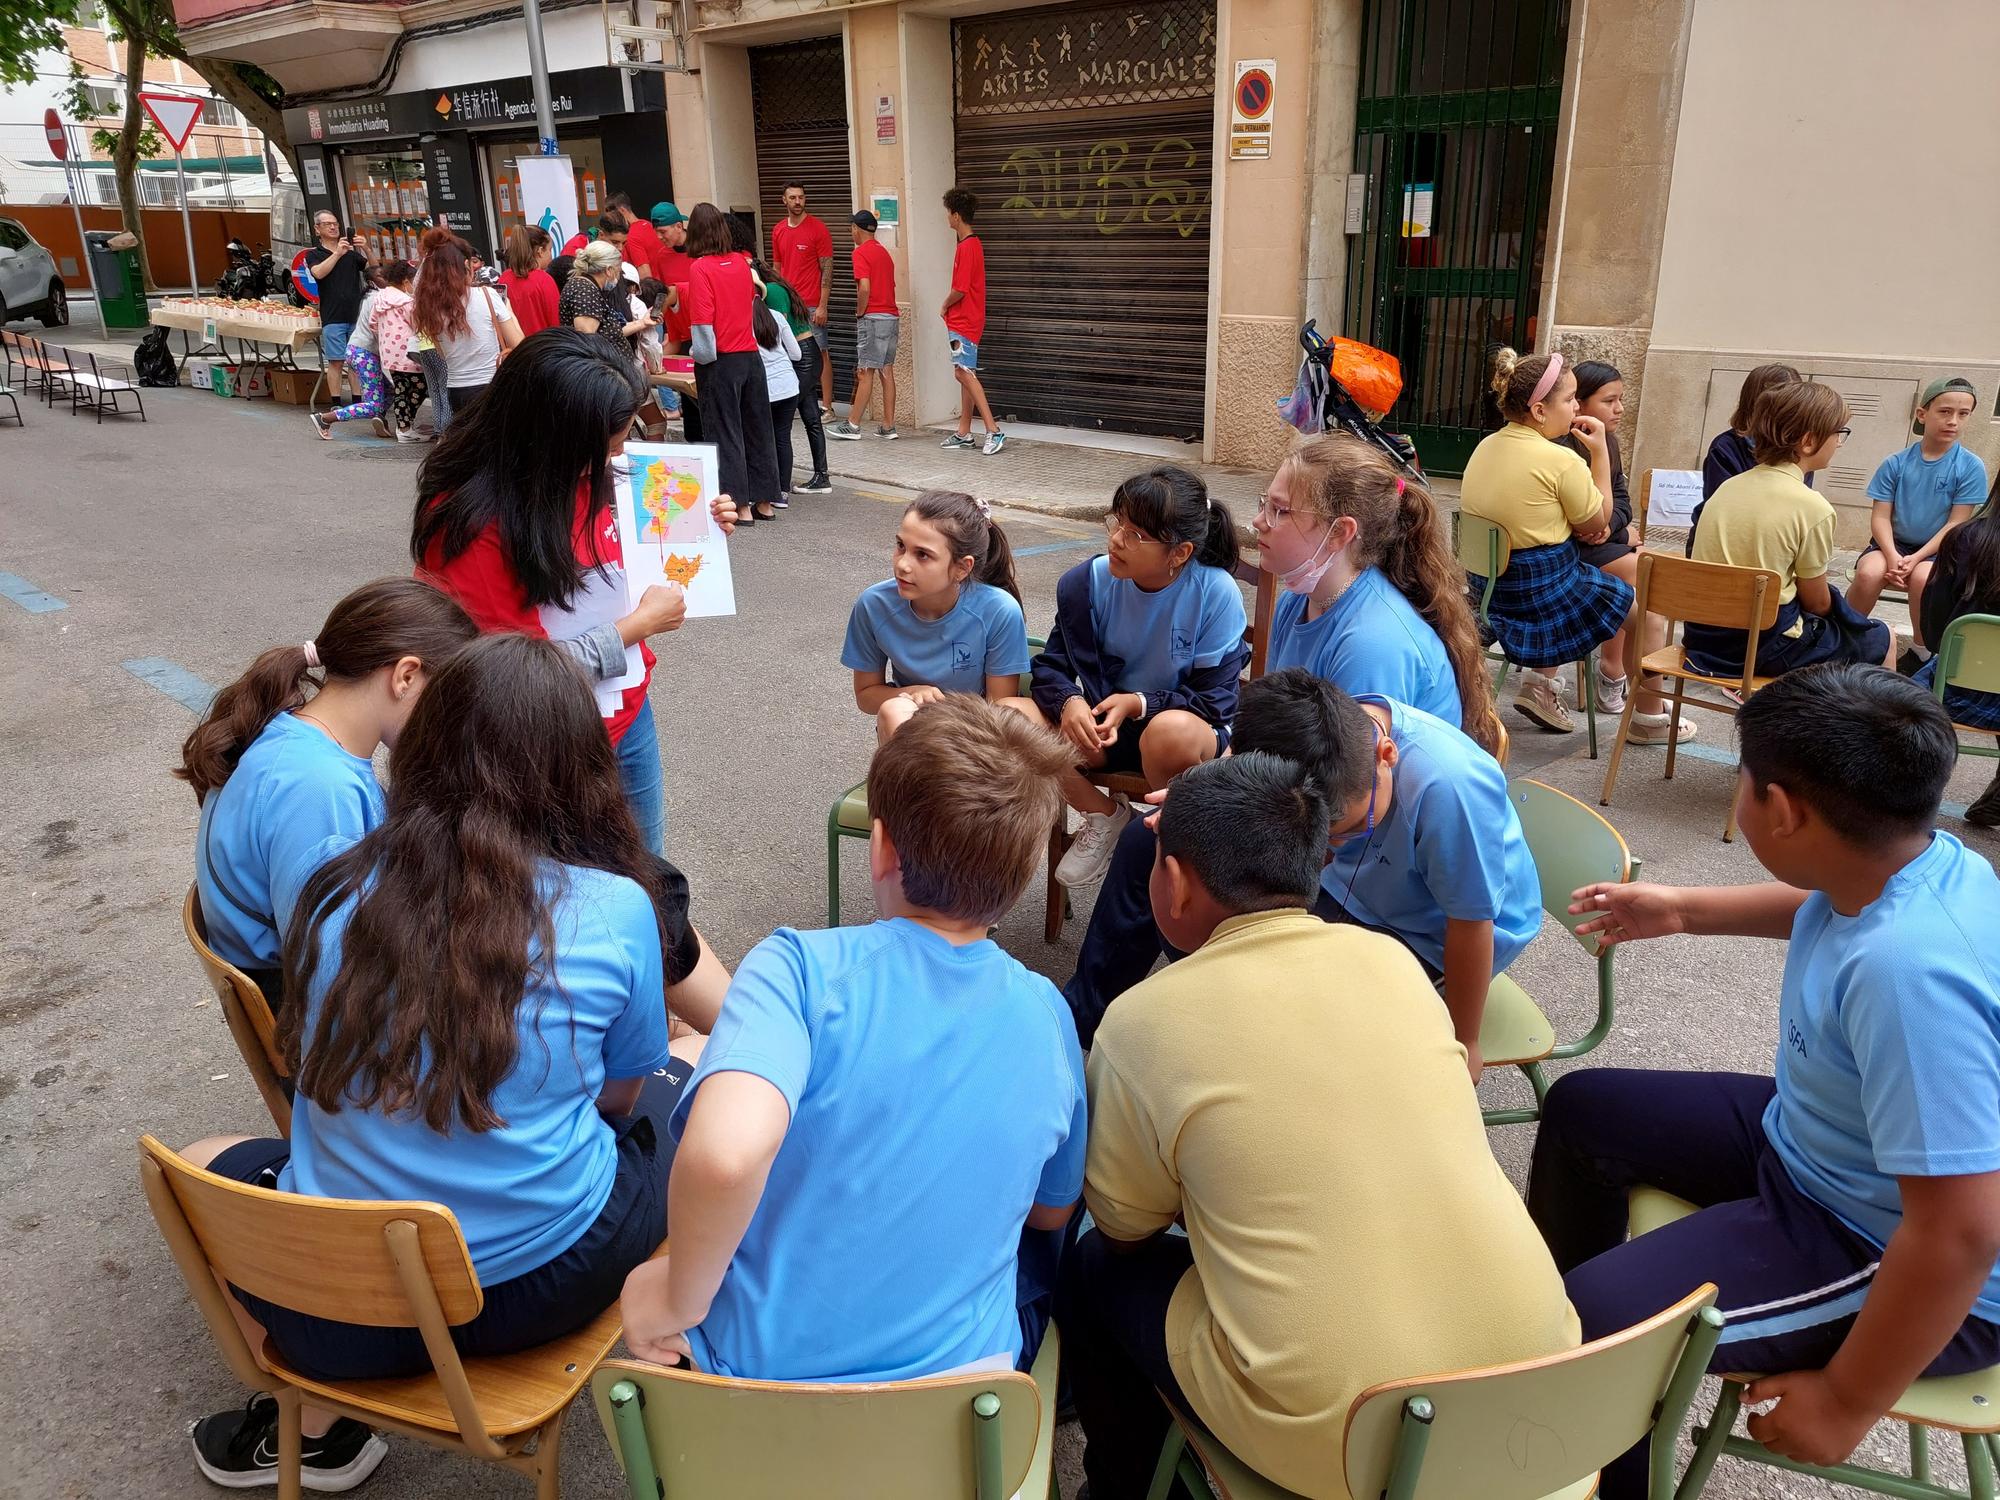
[209,1063,690,1382]
[1093,714,1224,778]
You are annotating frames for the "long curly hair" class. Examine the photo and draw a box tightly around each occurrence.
[279,633,681,1132]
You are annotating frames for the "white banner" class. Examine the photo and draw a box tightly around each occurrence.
[514,155,580,249]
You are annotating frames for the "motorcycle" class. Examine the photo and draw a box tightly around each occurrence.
[216,238,278,299]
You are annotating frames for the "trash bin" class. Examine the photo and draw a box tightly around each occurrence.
[85,231,148,328]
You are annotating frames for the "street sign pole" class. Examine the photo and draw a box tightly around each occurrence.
[522,0,559,154]
[47,112,106,335]
[174,148,199,294]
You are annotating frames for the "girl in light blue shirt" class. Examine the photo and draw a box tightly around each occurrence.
[1253,432,1501,757]
[843,489,1030,742]
[184,577,476,1005]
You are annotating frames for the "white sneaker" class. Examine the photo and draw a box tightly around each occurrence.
[1513,674,1575,733]
[1626,711,1697,745]
[1593,671,1628,716]
[1055,796,1133,888]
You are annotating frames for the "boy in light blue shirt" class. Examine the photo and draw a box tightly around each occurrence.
[1532,664,2000,1497]
[1849,377,1987,635]
[623,695,1087,1380]
[1311,685,1541,1081]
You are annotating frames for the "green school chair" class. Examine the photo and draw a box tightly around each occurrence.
[591,1324,1061,1500]
[1479,779,1637,1128]
[1630,1188,2000,1500]
[1931,614,2000,765]
[1456,511,1599,758]
[1146,1283,1722,1500]
[825,640,1044,930]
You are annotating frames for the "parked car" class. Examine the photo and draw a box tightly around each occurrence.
[0,217,68,327]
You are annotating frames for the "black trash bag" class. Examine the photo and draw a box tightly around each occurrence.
[134,326,178,387]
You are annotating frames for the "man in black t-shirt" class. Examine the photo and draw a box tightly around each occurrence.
[307,209,368,401]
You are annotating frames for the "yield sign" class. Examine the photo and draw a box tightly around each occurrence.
[139,92,204,153]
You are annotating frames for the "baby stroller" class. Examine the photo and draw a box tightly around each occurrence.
[1277,320,1424,485]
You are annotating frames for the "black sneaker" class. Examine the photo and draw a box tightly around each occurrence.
[798,474,833,494]
[1967,774,2000,829]
[191,1393,388,1491]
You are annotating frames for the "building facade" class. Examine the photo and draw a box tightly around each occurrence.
[174,0,2000,517]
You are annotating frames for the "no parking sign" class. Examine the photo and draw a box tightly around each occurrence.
[1230,60,1276,161]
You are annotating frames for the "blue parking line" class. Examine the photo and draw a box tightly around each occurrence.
[123,657,217,715]
[1640,737,1967,819]
[1015,538,1103,557]
[0,571,66,613]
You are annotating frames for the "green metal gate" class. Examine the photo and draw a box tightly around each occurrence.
[1341,0,1570,474]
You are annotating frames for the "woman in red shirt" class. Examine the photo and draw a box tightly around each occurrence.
[498,225,560,335]
[411,326,736,854]
[686,202,779,524]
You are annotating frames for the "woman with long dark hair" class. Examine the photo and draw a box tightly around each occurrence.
[413,236,520,414]
[412,327,735,857]
[182,577,476,1005]
[686,202,779,523]
[1556,360,1637,572]
[175,634,716,1490]
[1915,478,2000,825]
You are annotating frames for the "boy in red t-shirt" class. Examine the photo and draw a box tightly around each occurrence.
[937,187,1004,457]
[830,211,900,441]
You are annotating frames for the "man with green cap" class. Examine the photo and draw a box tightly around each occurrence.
[650,202,693,348]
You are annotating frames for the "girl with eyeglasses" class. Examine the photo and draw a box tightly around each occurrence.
[1006,466,1246,890]
[1687,380,1895,679]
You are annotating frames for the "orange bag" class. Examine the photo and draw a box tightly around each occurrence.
[1329,338,1403,422]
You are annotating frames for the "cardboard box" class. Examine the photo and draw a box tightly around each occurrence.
[188,360,214,391]
[267,365,318,406]
[236,364,272,399]
[211,364,238,398]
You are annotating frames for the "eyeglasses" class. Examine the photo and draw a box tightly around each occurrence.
[1836,426,1853,441]
[1253,496,1296,525]
[1103,517,1167,548]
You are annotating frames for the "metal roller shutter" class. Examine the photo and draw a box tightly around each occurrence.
[752,38,855,405]
[953,1,1215,440]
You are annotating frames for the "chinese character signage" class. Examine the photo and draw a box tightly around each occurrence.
[283,68,630,145]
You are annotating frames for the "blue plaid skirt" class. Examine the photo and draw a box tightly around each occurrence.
[1470,541,1634,669]
[1916,656,2000,729]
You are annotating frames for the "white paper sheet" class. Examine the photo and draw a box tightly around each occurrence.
[1649,468,1704,526]
[616,443,737,618]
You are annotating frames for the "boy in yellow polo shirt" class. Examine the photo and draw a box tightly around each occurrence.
[1056,752,1578,1500]
[1686,381,1894,678]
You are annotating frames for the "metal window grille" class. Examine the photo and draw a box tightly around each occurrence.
[953,0,1217,118]
[750,36,848,133]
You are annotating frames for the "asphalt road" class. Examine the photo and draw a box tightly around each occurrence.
[5,381,1997,1498]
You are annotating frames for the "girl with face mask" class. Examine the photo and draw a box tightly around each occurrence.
[1253,434,1500,756]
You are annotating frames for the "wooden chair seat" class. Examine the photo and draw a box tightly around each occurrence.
[267,1297,625,1442]
[1631,1187,2000,1452]
[1478,973,1556,1069]
[1635,644,1775,703]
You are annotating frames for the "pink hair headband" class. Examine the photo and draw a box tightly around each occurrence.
[1528,351,1564,407]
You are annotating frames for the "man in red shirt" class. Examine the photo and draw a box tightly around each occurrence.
[938,187,1004,456]
[649,202,692,347]
[770,182,834,414]
[829,211,900,441]
[619,194,663,281]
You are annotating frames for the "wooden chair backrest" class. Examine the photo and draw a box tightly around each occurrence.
[1487,711,1510,770]
[1342,1284,1719,1500]
[1634,467,1650,542]
[1938,614,2000,698]
[590,1358,1042,1499]
[1510,779,1632,956]
[1636,552,1781,633]
[182,885,292,1136]
[1454,511,1511,580]
[138,1133,484,1327]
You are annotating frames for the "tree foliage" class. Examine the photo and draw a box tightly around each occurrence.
[0,0,76,91]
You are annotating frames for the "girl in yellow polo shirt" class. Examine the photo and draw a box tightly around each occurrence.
[1461,348,1691,743]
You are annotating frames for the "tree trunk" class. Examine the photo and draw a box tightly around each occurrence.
[113,26,156,291]
[190,59,299,180]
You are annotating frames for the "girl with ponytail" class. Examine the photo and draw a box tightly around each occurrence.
[1012,465,1248,890]
[181,577,476,1001]
[843,489,1030,742]
[1255,433,1500,754]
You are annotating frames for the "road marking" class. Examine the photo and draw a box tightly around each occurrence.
[1612,738,1968,819]
[0,571,66,613]
[123,657,217,715]
[1015,538,1105,557]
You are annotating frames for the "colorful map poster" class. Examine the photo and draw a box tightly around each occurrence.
[617,442,736,618]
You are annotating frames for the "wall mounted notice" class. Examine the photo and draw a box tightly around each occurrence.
[1229,59,1275,160]
[875,94,897,145]
[1649,469,1704,527]
[1400,182,1434,238]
